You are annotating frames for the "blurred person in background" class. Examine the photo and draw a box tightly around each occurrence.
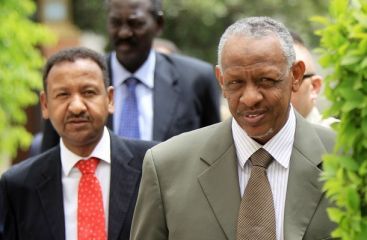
[30,0,220,157]
[106,0,220,141]
[290,31,338,128]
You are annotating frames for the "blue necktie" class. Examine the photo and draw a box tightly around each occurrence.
[118,77,140,139]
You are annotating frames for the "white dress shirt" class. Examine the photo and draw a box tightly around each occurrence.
[232,106,296,240]
[112,50,155,141]
[60,127,111,240]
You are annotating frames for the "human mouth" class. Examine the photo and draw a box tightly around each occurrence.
[116,40,134,52]
[240,111,266,125]
[66,118,89,128]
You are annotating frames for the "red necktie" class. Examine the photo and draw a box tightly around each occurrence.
[76,157,107,240]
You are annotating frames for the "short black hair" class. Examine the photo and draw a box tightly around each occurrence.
[105,0,163,17]
[43,47,109,91]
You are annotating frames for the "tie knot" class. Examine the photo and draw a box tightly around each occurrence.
[250,148,273,169]
[125,77,139,88]
[76,157,100,175]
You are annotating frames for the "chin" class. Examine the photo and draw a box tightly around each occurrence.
[249,128,274,144]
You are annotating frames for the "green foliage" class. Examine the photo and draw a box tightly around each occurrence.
[0,0,55,159]
[312,0,367,238]
[72,0,328,64]
[162,0,328,63]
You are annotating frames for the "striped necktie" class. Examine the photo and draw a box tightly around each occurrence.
[237,148,276,240]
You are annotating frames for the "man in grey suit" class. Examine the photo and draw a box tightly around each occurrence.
[130,17,336,240]
[0,47,156,239]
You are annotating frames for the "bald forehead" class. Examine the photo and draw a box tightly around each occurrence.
[221,34,286,68]
[294,44,315,72]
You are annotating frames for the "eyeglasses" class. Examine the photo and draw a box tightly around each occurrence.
[302,73,315,80]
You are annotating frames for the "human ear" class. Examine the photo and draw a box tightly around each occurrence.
[40,91,49,119]
[291,60,305,92]
[107,86,115,114]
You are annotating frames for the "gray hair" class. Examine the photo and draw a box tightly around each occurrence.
[217,16,295,71]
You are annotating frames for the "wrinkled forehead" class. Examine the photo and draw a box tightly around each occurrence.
[221,34,287,70]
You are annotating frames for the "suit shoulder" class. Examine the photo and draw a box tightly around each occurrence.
[110,133,157,161]
[312,124,336,152]
[1,148,56,184]
[160,53,213,71]
[150,122,223,156]
[123,138,158,153]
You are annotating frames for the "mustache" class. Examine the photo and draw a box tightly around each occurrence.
[115,38,136,46]
[65,114,90,123]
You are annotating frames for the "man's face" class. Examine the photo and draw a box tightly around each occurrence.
[40,59,114,156]
[107,0,163,73]
[291,44,321,118]
[216,35,304,144]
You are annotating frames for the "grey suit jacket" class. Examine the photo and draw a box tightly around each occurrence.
[130,115,336,240]
[0,132,156,240]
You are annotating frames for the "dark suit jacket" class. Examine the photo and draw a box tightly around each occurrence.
[107,52,221,140]
[0,132,156,240]
[130,115,337,240]
[37,52,220,153]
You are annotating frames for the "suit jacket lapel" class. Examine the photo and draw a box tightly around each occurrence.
[284,114,327,240]
[153,53,180,140]
[198,119,241,239]
[36,147,65,240]
[108,134,142,240]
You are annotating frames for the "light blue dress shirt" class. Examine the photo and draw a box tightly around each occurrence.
[111,50,155,141]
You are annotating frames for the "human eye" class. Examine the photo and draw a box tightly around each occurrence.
[54,91,69,99]
[83,89,97,97]
[225,79,243,91]
[109,17,122,28]
[257,77,280,88]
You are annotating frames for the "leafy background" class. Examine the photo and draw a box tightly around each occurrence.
[73,0,329,64]
[314,0,367,239]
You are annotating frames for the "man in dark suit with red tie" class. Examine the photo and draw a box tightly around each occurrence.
[0,47,156,239]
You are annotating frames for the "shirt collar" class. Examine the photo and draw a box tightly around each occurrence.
[232,105,296,169]
[61,127,111,176]
[111,50,155,89]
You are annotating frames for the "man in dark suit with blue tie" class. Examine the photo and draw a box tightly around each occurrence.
[106,0,220,141]
[0,47,156,239]
[33,0,220,155]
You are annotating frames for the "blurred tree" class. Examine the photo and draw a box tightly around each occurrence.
[73,0,107,35]
[72,0,328,63]
[163,0,329,63]
[0,0,54,160]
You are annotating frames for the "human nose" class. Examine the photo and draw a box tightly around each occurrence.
[68,95,87,115]
[239,85,263,107]
[117,24,133,38]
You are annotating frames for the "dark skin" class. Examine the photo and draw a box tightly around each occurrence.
[216,35,305,144]
[107,0,164,73]
[40,59,114,157]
